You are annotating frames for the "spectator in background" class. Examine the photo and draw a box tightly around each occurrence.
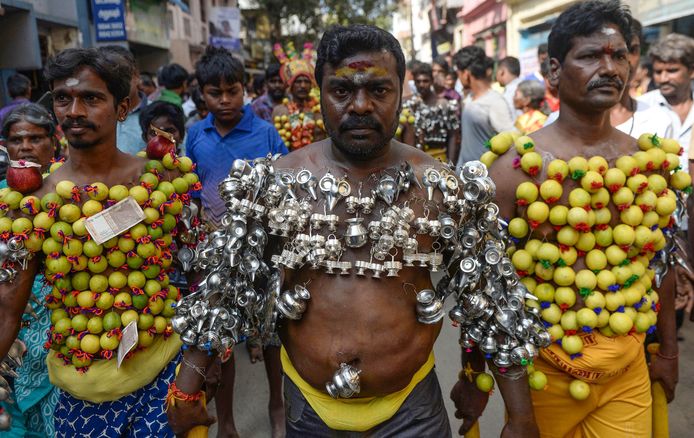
[251,63,286,123]
[157,63,188,108]
[403,59,420,100]
[540,57,560,112]
[185,44,288,437]
[432,56,448,98]
[630,59,654,97]
[513,79,548,134]
[0,103,59,437]
[184,87,208,131]
[610,19,673,139]
[182,73,199,118]
[0,73,32,123]
[454,45,514,167]
[139,72,157,98]
[139,101,186,154]
[252,73,266,101]
[443,71,462,102]
[497,56,522,118]
[524,43,548,83]
[402,62,460,161]
[640,33,694,162]
[101,45,149,155]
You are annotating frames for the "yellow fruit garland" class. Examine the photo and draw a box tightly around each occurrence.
[0,153,201,371]
[487,131,691,359]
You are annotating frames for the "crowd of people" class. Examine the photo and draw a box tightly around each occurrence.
[0,0,692,437]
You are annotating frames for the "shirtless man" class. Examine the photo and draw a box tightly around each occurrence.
[167,24,540,437]
[485,2,682,435]
[401,62,460,162]
[0,47,198,436]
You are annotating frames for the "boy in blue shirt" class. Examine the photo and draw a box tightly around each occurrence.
[185,45,288,437]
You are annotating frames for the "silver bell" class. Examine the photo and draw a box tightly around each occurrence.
[325,363,361,399]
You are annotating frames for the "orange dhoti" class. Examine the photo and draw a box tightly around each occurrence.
[531,332,651,437]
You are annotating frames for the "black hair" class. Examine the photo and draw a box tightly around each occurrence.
[315,24,406,87]
[406,59,421,71]
[498,57,521,77]
[159,63,189,90]
[99,45,136,76]
[265,63,281,80]
[548,0,633,64]
[139,101,185,139]
[7,73,31,99]
[44,47,131,106]
[186,73,197,87]
[191,87,206,110]
[140,72,156,88]
[454,45,494,79]
[2,103,55,139]
[195,45,245,89]
[538,43,548,56]
[412,63,433,79]
[252,74,265,95]
[432,56,450,74]
[631,19,643,47]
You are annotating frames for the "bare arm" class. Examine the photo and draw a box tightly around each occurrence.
[402,122,415,147]
[447,128,459,165]
[450,347,488,435]
[0,256,39,359]
[494,371,539,436]
[649,267,679,402]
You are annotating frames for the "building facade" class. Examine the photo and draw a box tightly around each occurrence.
[504,0,576,76]
[458,0,508,60]
[0,0,87,104]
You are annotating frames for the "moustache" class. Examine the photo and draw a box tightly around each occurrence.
[587,77,625,91]
[61,118,96,131]
[339,115,383,133]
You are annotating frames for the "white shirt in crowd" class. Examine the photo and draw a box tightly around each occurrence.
[502,76,523,120]
[614,99,673,139]
[543,100,674,142]
[638,88,694,170]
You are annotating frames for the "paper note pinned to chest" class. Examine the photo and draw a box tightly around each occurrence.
[117,321,139,369]
[85,196,145,245]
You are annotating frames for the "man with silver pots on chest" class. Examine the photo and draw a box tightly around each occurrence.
[167,24,546,437]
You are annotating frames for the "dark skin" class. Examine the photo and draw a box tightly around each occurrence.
[610,34,641,127]
[290,75,312,103]
[652,60,694,124]
[5,120,56,173]
[143,115,183,144]
[432,62,446,94]
[271,75,326,143]
[168,50,537,437]
[201,79,245,137]
[490,24,678,417]
[0,66,151,359]
[402,73,457,159]
[266,74,286,104]
[202,77,285,438]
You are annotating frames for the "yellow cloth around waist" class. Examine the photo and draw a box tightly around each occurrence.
[280,346,435,432]
[47,334,182,403]
[540,331,645,384]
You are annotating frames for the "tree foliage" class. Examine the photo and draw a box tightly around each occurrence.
[249,0,397,42]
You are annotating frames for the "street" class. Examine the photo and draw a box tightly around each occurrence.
[211,300,694,436]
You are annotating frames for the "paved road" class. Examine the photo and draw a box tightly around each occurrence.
[209,307,694,437]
